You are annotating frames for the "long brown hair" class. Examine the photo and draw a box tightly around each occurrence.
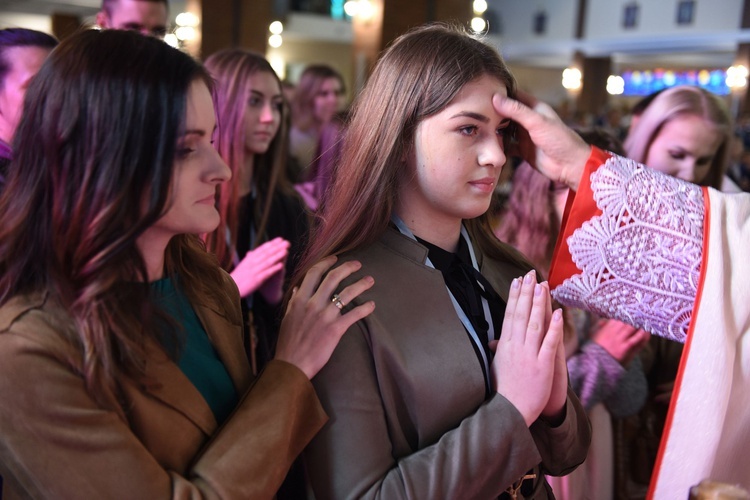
[624,85,731,189]
[294,23,525,287]
[204,49,294,270]
[0,30,234,416]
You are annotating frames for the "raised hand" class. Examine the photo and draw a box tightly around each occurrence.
[492,270,565,427]
[230,237,289,298]
[257,256,287,305]
[492,91,590,191]
[591,318,650,367]
[275,256,376,379]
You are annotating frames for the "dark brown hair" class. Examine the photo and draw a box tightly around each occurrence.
[0,29,233,415]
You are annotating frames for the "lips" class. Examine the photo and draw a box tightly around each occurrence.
[468,177,495,193]
[196,194,216,205]
[254,130,274,140]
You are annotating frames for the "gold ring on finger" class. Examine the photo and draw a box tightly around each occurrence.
[331,293,344,310]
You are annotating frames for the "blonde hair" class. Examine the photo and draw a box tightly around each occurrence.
[624,85,731,189]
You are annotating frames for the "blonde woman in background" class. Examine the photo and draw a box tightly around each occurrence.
[617,85,735,499]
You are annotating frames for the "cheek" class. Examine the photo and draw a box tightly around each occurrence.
[245,108,261,128]
[270,112,282,134]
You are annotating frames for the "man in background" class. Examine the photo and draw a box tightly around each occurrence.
[97,0,168,38]
[0,28,57,189]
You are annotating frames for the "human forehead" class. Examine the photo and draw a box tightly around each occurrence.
[185,79,216,131]
[3,46,50,80]
[656,114,722,153]
[249,71,282,95]
[438,75,508,114]
[110,0,167,23]
[319,77,342,89]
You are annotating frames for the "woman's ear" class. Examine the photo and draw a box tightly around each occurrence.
[400,140,414,164]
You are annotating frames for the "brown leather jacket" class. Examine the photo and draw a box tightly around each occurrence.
[0,274,326,499]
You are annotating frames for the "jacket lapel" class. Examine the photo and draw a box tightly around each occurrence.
[193,301,253,393]
[142,337,218,435]
[140,297,250,436]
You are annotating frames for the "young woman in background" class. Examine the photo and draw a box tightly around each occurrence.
[205,49,312,371]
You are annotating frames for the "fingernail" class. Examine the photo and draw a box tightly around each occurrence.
[534,283,542,296]
[553,309,563,322]
[523,270,535,284]
[511,277,520,290]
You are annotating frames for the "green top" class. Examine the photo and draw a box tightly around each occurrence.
[151,277,238,424]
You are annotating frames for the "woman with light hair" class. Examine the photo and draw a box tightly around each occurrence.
[288,64,345,179]
[617,84,737,497]
[625,85,734,190]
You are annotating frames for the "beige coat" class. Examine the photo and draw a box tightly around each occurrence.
[305,228,591,499]
[549,147,750,497]
[0,274,327,499]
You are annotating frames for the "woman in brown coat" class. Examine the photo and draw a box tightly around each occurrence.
[0,29,374,499]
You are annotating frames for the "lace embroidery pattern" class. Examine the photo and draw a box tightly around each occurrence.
[552,154,704,342]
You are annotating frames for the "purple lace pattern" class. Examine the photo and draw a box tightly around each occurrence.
[551,154,705,342]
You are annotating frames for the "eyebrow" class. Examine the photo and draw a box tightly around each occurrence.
[181,125,217,138]
[450,111,490,123]
[122,23,167,35]
[251,89,283,99]
[450,111,511,128]
[182,130,206,137]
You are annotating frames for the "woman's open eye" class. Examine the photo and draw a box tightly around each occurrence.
[248,96,262,107]
[459,125,478,136]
